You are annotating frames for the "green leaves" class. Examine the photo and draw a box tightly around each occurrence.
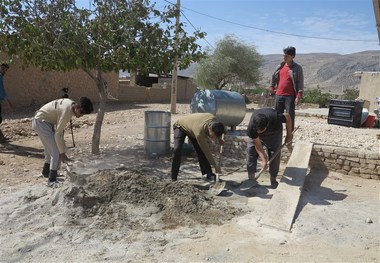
[303,87,332,107]
[0,0,205,74]
[193,34,262,90]
[0,0,206,154]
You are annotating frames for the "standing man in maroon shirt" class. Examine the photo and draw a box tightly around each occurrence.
[269,46,304,130]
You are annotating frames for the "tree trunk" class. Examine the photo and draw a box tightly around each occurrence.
[91,70,107,155]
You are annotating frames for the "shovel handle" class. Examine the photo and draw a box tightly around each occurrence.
[216,133,225,182]
[254,125,300,180]
[218,133,224,165]
[219,133,225,154]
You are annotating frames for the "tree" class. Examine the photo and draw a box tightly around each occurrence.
[192,34,262,90]
[0,0,205,154]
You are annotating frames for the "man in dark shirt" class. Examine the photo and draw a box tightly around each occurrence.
[246,108,292,189]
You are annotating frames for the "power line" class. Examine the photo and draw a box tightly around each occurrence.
[164,0,378,43]
[180,10,215,49]
[163,0,214,49]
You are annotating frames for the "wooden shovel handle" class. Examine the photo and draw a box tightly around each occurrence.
[219,133,225,154]
[254,125,300,180]
[215,133,225,181]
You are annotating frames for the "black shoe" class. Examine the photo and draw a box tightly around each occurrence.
[270,177,279,189]
[47,171,61,188]
[0,130,7,142]
[270,181,279,189]
[47,180,61,188]
[171,178,177,182]
[42,163,50,178]
[0,136,10,143]
[206,173,216,182]
[48,170,58,182]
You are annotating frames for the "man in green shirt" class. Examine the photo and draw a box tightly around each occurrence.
[171,113,225,182]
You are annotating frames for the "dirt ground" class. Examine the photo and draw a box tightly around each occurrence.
[0,102,379,263]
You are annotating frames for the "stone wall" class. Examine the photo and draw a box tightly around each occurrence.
[282,144,380,180]
[210,131,380,180]
[1,57,198,107]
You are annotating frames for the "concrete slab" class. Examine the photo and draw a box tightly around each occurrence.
[258,141,314,232]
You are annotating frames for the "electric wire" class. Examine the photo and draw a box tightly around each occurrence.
[163,0,378,43]
[163,0,215,49]
[180,10,215,49]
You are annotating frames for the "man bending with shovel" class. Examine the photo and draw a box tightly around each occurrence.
[246,108,292,189]
[171,113,225,182]
[32,96,93,187]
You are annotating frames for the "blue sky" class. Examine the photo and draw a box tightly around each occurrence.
[78,0,380,55]
[159,0,380,55]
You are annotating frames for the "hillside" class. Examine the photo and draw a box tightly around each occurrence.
[260,50,380,93]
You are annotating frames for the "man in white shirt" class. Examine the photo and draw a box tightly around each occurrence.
[32,96,93,187]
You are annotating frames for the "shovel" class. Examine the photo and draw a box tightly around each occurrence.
[208,135,226,196]
[62,160,87,186]
[254,125,300,180]
[240,126,299,190]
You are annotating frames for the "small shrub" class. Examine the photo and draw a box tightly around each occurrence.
[303,88,332,108]
[342,87,359,100]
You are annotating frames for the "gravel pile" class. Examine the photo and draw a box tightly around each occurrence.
[288,116,379,152]
[240,105,379,153]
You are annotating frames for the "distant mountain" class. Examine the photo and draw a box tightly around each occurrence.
[260,50,380,93]
[122,50,380,93]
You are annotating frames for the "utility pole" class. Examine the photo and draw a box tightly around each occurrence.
[170,0,180,114]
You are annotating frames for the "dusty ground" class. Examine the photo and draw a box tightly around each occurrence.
[0,102,379,263]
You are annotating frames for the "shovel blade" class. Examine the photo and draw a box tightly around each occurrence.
[208,181,226,196]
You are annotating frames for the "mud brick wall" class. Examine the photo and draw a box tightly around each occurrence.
[1,56,119,107]
[210,131,380,180]
[118,80,197,103]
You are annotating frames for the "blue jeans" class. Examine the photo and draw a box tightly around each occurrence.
[275,95,295,130]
